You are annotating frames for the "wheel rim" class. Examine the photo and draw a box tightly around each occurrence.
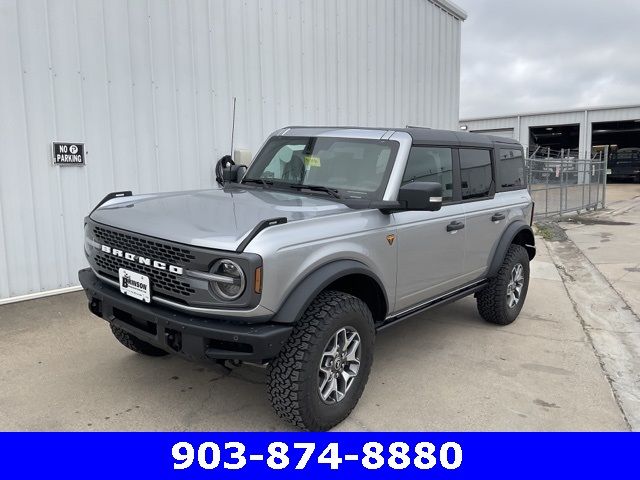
[318,327,361,404]
[506,263,525,308]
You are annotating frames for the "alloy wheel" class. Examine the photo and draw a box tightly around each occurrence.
[506,263,525,308]
[318,327,361,404]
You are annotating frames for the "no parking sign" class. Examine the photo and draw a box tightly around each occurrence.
[52,142,85,166]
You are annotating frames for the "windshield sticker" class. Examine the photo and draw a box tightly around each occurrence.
[304,156,321,168]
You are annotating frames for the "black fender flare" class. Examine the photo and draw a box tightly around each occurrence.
[487,221,536,278]
[270,260,388,325]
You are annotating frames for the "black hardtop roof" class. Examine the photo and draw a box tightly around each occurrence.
[401,126,521,147]
[283,125,522,148]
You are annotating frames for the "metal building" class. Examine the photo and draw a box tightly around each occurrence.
[459,105,640,159]
[0,0,466,303]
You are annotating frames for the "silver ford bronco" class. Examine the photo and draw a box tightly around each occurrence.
[79,126,535,430]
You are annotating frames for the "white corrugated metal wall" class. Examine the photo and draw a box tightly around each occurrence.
[0,0,465,302]
[460,105,640,158]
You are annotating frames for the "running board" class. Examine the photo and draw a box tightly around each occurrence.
[377,279,488,332]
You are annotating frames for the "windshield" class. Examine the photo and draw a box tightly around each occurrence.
[614,148,640,161]
[243,136,399,199]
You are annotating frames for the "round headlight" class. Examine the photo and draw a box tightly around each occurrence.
[210,259,246,301]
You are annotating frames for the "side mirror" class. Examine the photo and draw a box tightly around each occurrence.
[223,164,247,183]
[397,181,443,211]
[215,155,247,185]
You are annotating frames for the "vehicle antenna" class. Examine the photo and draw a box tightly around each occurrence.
[230,96,237,159]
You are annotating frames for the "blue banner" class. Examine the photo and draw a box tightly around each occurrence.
[1,433,636,478]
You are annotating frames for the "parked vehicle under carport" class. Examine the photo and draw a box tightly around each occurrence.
[608,148,640,182]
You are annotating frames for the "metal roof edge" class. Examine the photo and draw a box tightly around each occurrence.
[460,103,640,122]
[430,0,467,20]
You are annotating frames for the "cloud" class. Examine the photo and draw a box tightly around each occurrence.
[455,0,640,118]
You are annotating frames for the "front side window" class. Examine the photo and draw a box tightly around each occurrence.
[497,148,525,189]
[402,147,453,201]
[244,137,398,199]
[459,149,493,200]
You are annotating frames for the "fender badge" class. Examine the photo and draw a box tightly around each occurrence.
[386,234,396,246]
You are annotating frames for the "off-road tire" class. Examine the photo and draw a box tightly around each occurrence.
[477,244,530,325]
[110,324,169,357]
[267,290,375,431]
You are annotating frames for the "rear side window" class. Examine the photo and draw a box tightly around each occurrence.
[497,148,525,190]
[402,147,453,201]
[459,149,492,200]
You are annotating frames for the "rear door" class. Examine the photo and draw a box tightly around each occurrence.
[393,146,466,312]
[459,147,508,280]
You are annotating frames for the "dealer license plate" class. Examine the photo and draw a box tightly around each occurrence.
[119,268,151,303]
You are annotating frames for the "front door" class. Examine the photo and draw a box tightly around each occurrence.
[392,146,466,312]
[393,205,467,312]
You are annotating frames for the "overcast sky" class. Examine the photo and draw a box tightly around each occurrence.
[454,0,640,119]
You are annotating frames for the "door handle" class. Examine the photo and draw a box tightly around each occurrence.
[491,213,506,222]
[446,221,465,232]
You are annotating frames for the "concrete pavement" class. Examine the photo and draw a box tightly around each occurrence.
[544,183,640,429]
[561,183,640,315]
[0,236,627,431]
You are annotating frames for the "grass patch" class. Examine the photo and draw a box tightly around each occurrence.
[534,223,555,241]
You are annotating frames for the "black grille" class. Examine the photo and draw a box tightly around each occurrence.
[93,225,196,267]
[92,225,197,299]
[95,251,196,298]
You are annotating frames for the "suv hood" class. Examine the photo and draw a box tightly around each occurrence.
[89,187,350,251]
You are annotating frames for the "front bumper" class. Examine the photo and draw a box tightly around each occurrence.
[78,268,292,362]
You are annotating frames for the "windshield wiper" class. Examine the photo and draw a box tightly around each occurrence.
[286,184,341,199]
[242,178,273,188]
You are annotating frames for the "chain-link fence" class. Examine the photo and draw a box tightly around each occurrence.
[526,149,607,218]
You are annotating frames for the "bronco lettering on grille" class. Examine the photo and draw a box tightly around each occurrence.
[100,245,184,275]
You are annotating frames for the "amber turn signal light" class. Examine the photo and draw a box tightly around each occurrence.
[254,267,263,294]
